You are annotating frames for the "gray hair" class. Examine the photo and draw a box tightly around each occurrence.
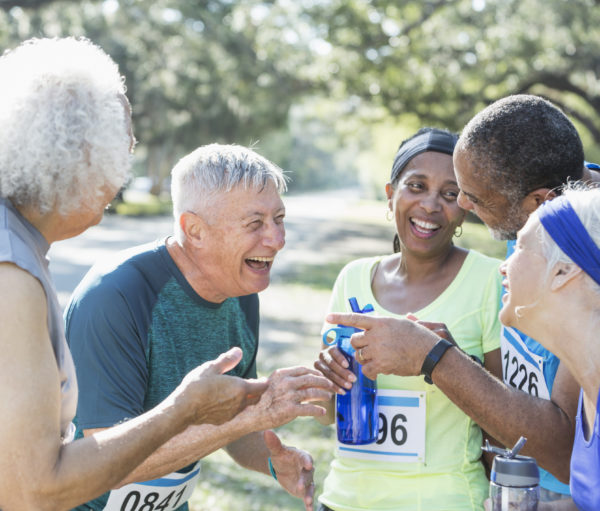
[0,37,132,215]
[512,183,600,319]
[457,94,584,205]
[171,143,287,240]
[533,182,600,294]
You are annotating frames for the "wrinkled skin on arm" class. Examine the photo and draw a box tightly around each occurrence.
[0,263,266,511]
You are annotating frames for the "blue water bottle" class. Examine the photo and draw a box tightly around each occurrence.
[323,297,378,445]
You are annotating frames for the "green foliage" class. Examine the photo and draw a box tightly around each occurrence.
[305,0,600,147]
[1,0,599,196]
[0,0,317,192]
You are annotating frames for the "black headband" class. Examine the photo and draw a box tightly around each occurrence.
[390,129,458,184]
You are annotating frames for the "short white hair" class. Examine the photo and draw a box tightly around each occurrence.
[171,144,287,241]
[0,37,132,215]
[533,182,600,294]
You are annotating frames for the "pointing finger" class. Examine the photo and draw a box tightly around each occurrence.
[325,312,374,330]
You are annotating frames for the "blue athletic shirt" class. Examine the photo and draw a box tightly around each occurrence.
[65,240,259,511]
[500,240,570,495]
[571,387,600,511]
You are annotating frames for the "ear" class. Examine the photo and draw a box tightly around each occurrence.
[521,188,557,215]
[385,182,394,210]
[550,262,583,291]
[179,211,206,248]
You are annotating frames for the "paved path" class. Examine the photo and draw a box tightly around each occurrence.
[49,189,394,372]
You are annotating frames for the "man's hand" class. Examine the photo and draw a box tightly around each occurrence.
[175,347,268,425]
[407,314,458,346]
[235,366,336,430]
[264,430,316,511]
[325,313,438,380]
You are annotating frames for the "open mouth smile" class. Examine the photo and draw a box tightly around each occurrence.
[410,217,441,238]
[245,256,274,271]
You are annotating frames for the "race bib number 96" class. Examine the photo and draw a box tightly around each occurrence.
[337,389,426,463]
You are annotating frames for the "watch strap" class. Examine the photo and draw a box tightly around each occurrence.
[420,338,454,384]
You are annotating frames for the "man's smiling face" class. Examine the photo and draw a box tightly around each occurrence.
[198,180,286,301]
[453,146,529,241]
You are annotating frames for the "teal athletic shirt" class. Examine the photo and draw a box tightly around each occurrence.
[65,240,259,511]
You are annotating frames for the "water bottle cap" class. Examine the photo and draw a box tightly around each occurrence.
[490,454,540,487]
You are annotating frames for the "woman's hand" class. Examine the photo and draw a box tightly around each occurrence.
[408,315,457,346]
[314,345,356,395]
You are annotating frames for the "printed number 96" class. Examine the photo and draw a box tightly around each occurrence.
[376,413,407,446]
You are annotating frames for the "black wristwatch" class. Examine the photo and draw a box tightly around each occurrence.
[420,338,454,384]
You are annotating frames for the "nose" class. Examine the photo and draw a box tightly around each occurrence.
[499,260,507,277]
[457,191,473,211]
[264,220,285,251]
[420,191,442,213]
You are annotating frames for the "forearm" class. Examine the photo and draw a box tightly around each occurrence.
[431,348,574,481]
[115,415,256,485]
[225,431,271,474]
[25,400,189,511]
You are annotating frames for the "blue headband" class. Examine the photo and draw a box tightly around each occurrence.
[537,196,600,287]
[391,129,458,184]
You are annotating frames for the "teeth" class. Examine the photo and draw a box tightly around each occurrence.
[247,256,273,262]
[411,218,440,230]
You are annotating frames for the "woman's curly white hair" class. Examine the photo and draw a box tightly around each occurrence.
[0,37,132,215]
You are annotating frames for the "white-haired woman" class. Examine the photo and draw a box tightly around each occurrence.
[0,37,266,511]
[496,184,600,511]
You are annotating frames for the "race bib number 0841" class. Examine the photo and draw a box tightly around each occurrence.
[103,462,201,511]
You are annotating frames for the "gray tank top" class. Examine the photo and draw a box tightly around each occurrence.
[0,198,78,440]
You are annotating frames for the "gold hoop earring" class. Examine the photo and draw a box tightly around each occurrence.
[386,210,393,222]
[454,225,463,238]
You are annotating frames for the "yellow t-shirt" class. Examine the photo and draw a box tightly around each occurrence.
[319,250,502,511]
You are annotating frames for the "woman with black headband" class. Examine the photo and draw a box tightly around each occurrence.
[494,183,600,511]
[314,127,504,511]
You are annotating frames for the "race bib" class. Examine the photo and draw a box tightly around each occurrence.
[103,462,201,511]
[337,389,426,463]
[501,326,550,400]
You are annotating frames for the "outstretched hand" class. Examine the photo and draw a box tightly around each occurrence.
[234,366,336,431]
[176,347,268,426]
[264,430,316,511]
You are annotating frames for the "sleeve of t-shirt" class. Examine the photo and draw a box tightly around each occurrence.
[239,293,259,379]
[65,273,149,429]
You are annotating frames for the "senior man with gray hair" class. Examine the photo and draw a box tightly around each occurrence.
[65,143,335,511]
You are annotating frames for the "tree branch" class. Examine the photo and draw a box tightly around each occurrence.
[518,71,600,113]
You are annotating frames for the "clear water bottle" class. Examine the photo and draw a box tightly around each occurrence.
[485,437,540,511]
[322,298,378,445]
